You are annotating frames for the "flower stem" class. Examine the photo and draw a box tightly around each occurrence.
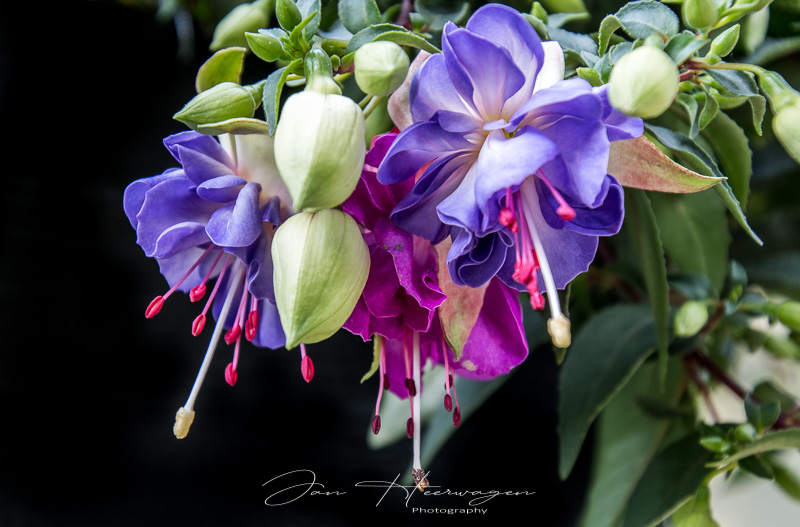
[362,96,383,119]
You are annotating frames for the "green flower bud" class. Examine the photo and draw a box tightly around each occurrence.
[674,300,709,337]
[274,91,366,211]
[759,71,800,164]
[304,48,342,95]
[734,422,756,443]
[173,82,260,130]
[276,0,302,31]
[778,301,800,331]
[354,42,411,97]
[272,209,370,349]
[710,24,740,57]
[210,0,272,51]
[682,0,719,31]
[608,46,679,119]
[246,29,290,63]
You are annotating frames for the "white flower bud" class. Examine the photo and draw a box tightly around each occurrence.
[274,91,366,211]
[608,46,679,119]
[272,209,370,349]
[354,42,411,97]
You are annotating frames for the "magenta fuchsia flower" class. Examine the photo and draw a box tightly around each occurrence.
[124,131,305,438]
[344,133,528,489]
[378,4,643,346]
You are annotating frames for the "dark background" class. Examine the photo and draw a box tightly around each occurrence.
[0,1,591,525]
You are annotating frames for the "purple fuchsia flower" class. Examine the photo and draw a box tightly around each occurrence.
[344,133,528,489]
[124,131,298,438]
[378,4,643,347]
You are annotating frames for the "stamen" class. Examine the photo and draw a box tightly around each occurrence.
[245,296,259,341]
[403,331,416,397]
[174,263,245,439]
[190,250,224,302]
[498,187,518,233]
[146,245,216,318]
[191,254,234,336]
[224,282,249,345]
[406,417,414,439]
[300,343,314,382]
[372,336,386,435]
[372,415,382,435]
[412,332,423,473]
[537,170,576,221]
[224,361,238,386]
[442,337,453,413]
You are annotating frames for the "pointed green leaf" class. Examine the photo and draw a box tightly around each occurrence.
[677,93,701,139]
[665,32,707,66]
[621,434,714,527]
[345,23,440,54]
[713,181,763,245]
[697,89,720,131]
[262,59,303,135]
[607,136,724,193]
[707,429,800,468]
[598,15,622,56]
[296,0,321,39]
[700,110,752,209]
[706,68,759,97]
[338,0,381,34]
[626,189,670,386]
[194,116,271,135]
[650,189,731,294]
[558,305,658,480]
[195,47,247,93]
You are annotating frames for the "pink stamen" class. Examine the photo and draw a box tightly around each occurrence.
[406,417,414,439]
[190,250,224,302]
[191,255,234,336]
[499,187,519,233]
[300,344,314,382]
[145,296,164,318]
[191,315,206,336]
[224,281,249,345]
[145,246,217,317]
[245,295,259,341]
[224,361,238,386]
[537,170,576,221]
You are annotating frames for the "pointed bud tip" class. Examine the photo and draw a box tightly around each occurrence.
[548,314,572,349]
[173,407,195,439]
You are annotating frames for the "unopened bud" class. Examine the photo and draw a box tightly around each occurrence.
[608,46,679,119]
[173,82,260,130]
[547,314,572,348]
[274,91,366,211]
[246,29,290,63]
[276,0,302,31]
[354,42,410,97]
[710,24,740,58]
[272,209,370,349]
[772,98,800,164]
[682,0,719,31]
[173,407,195,439]
[674,300,709,337]
[210,0,272,51]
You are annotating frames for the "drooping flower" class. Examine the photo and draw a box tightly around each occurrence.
[123,131,299,438]
[377,4,643,346]
[343,133,528,489]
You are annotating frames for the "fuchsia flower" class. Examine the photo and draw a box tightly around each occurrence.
[343,133,528,488]
[123,132,303,438]
[378,4,643,346]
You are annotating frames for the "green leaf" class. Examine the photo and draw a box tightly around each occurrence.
[194,116,271,135]
[745,36,800,66]
[665,32,708,66]
[338,0,381,34]
[621,434,714,527]
[607,135,724,194]
[753,381,799,411]
[699,110,752,209]
[548,11,591,28]
[677,93,701,139]
[738,455,776,479]
[706,68,759,97]
[547,25,598,55]
[576,67,603,86]
[626,189,670,386]
[748,94,766,135]
[558,305,658,480]
[713,181,763,245]
[344,23,440,54]
[644,123,724,179]
[707,429,800,468]
[598,14,622,56]
[768,454,800,501]
[579,357,687,527]
[615,0,680,40]
[262,59,302,135]
[195,47,247,93]
[697,89,720,131]
[744,395,781,431]
[296,0,321,39]
[650,189,731,295]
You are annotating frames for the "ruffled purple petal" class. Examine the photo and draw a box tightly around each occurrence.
[205,182,262,247]
[135,176,221,257]
[451,278,527,379]
[410,53,476,125]
[196,175,247,202]
[538,175,625,236]
[252,298,286,349]
[261,196,283,226]
[123,168,183,229]
[155,245,222,292]
[377,121,474,185]
[163,131,235,185]
[442,24,525,120]
[593,85,645,142]
[510,78,603,128]
[446,228,515,287]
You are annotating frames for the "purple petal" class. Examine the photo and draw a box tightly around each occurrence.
[593,85,645,142]
[252,298,286,349]
[135,177,220,257]
[446,228,514,288]
[410,52,476,124]
[452,278,527,379]
[538,175,625,236]
[442,24,525,120]
[196,175,247,202]
[206,182,262,247]
[377,121,474,185]
[391,153,473,243]
[155,245,222,292]
[436,127,559,236]
[163,132,235,185]
[261,195,283,226]
[123,168,183,229]
[510,78,603,128]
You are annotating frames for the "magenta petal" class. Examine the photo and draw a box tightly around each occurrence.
[453,278,527,379]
